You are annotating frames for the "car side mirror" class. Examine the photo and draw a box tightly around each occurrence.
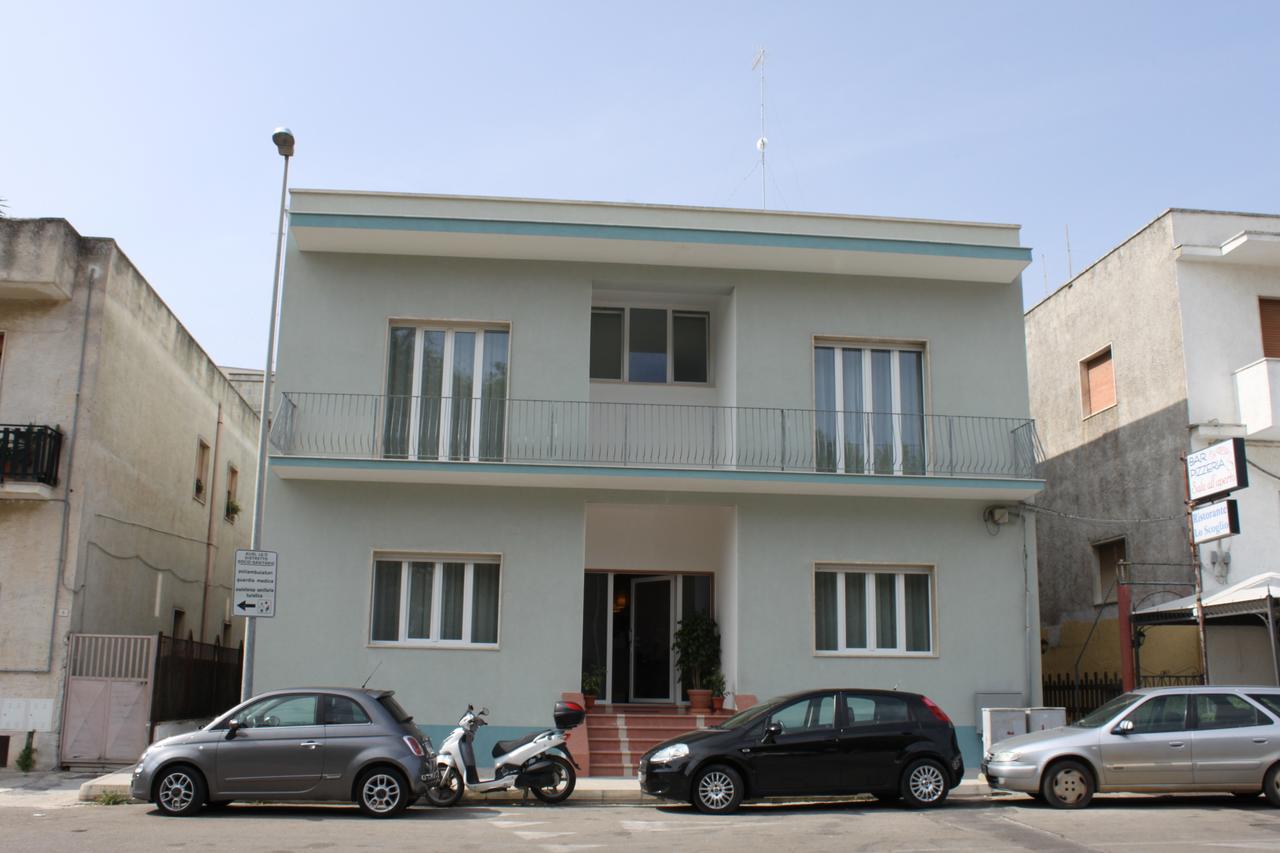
[226,720,241,740]
[762,722,782,744]
[480,707,490,716]
[1113,720,1134,736]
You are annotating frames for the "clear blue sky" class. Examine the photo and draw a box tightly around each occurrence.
[5,1,1279,369]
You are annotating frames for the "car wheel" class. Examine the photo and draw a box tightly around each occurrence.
[356,766,411,818]
[529,755,577,804]
[1264,763,1280,807]
[424,767,464,807]
[1041,759,1094,809]
[692,764,744,815]
[154,764,206,817]
[900,758,950,808]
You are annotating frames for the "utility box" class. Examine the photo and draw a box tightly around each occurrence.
[982,707,1027,750]
[1027,707,1067,732]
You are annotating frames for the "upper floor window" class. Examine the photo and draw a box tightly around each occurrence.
[1093,538,1124,605]
[384,324,509,461]
[194,439,210,502]
[1081,346,1115,417]
[590,307,709,384]
[225,464,240,522]
[1259,298,1280,358]
[814,341,925,474]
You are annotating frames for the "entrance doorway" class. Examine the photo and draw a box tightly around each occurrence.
[582,572,712,705]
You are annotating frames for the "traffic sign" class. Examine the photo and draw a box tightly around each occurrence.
[234,550,277,619]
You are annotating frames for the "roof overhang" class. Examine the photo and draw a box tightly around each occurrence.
[288,191,1031,284]
[1176,230,1280,268]
[1133,572,1280,625]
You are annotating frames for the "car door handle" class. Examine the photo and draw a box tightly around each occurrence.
[1253,738,1268,744]
[300,741,322,749]
[1167,742,1185,748]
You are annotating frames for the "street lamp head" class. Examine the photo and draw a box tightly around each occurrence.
[272,127,295,157]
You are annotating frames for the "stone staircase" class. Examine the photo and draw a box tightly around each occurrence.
[585,704,734,777]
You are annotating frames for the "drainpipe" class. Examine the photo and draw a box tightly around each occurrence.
[199,403,224,644]
[1,266,96,675]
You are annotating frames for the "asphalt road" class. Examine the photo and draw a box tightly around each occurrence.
[5,794,1280,851]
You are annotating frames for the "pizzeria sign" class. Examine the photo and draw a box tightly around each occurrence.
[1187,438,1248,504]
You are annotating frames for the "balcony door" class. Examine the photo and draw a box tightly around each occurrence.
[384,325,509,461]
[814,343,925,475]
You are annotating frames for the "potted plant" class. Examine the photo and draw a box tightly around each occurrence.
[581,665,605,710]
[705,669,726,712]
[672,612,720,712]
[225,496,242,521]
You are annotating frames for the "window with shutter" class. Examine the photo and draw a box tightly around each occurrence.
[1081,347,1115,416]
[1259,299,1280,358]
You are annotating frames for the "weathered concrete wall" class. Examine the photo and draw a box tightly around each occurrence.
[1026,214,1195,677]
[0,219,259,768]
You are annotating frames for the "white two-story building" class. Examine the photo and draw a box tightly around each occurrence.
[255,191,1043,772]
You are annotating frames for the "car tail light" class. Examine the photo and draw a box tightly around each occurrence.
[403,735,425,757]
[921,696,952,725]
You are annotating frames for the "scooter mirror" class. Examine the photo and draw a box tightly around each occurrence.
[481,707,490,715]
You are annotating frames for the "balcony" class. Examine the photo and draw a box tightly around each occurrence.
[1233,358,1280,440]
[0,424,64,499]
[269,394,1043,500]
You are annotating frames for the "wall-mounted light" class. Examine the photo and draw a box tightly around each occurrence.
[613,591,629,613]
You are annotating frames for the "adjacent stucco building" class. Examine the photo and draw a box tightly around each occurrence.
[1027,209,1280,688]
[256,191,1045,771]
[0,219,258,768]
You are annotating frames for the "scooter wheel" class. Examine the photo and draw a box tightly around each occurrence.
[424,768,464,807]
[530,755,576,804]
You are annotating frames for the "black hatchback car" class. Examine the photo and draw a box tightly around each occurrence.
[639,689,964,813]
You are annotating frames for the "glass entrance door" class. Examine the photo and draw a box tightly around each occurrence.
[630,576,675,703]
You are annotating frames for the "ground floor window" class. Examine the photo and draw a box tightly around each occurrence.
[371,556,501,646]
[814,565,933,655]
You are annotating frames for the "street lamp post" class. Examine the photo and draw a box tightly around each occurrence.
[241,127,294,701]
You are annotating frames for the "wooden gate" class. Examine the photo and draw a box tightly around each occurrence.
[60,634,155,767]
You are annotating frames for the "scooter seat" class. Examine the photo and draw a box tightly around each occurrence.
[492,730,544,759]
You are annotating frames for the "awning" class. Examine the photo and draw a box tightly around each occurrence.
[1133,572,1280,625]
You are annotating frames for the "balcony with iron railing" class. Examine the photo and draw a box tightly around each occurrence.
[0,424,64,498]
[269,393,1044,499]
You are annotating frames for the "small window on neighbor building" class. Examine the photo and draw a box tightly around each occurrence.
[1081,347,1115,416]
[194,439,210,502]
[172,608,187,640]
[1094,539,1125,605]
[1259,299,1280,358]
[225,465,239,521]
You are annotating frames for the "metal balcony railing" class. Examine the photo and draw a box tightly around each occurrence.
[270,393,1042,480]
[0,424,64,486]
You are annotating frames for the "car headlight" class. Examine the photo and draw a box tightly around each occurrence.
[991,751,1021,763]
[650,743,689,764]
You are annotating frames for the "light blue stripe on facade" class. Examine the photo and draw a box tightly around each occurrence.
[270,455,1044,493]
[289,212,1033,263]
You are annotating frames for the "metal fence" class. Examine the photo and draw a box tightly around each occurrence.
[271,393,1042,480]
[0,423,63,486]
[1042,671,1205,721]
[151,635,243,724]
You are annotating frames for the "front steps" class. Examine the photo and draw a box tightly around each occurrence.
[585,704,734,777]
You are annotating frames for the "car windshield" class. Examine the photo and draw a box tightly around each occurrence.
[378,693,413,723]
[1073,692,1142,728]
[714,696,787,729]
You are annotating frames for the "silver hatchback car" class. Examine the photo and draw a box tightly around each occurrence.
[131,688,436,817]
[983,686,1280,808]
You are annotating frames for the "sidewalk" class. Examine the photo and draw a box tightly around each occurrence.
[0,770,97,809]
[79,770,992,804]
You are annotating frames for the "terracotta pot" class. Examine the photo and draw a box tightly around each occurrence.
[583,694,597,711]
[710,695,724,712]
[688,689,713,711]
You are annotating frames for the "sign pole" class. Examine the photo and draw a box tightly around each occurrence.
[242,133,292,701]
[1181,454,1210,682]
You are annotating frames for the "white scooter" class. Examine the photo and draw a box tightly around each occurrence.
[425,701,585,806]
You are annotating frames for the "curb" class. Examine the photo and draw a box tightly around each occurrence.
[79,772,992,806]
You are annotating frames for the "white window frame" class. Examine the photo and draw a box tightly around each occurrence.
[813,564,936,657]
[369,554,501,649]
[388,323,509,461]
[814,340,926,475]
[590,305,711,385]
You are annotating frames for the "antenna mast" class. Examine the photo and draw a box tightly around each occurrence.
[753,47,768,209]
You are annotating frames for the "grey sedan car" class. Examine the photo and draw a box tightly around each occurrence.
[131,688,436,817]
[982,686,1280,808]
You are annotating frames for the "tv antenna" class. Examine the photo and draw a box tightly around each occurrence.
[752,47,768,209]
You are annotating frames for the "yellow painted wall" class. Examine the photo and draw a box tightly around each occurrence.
[1042,618,1201,679]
